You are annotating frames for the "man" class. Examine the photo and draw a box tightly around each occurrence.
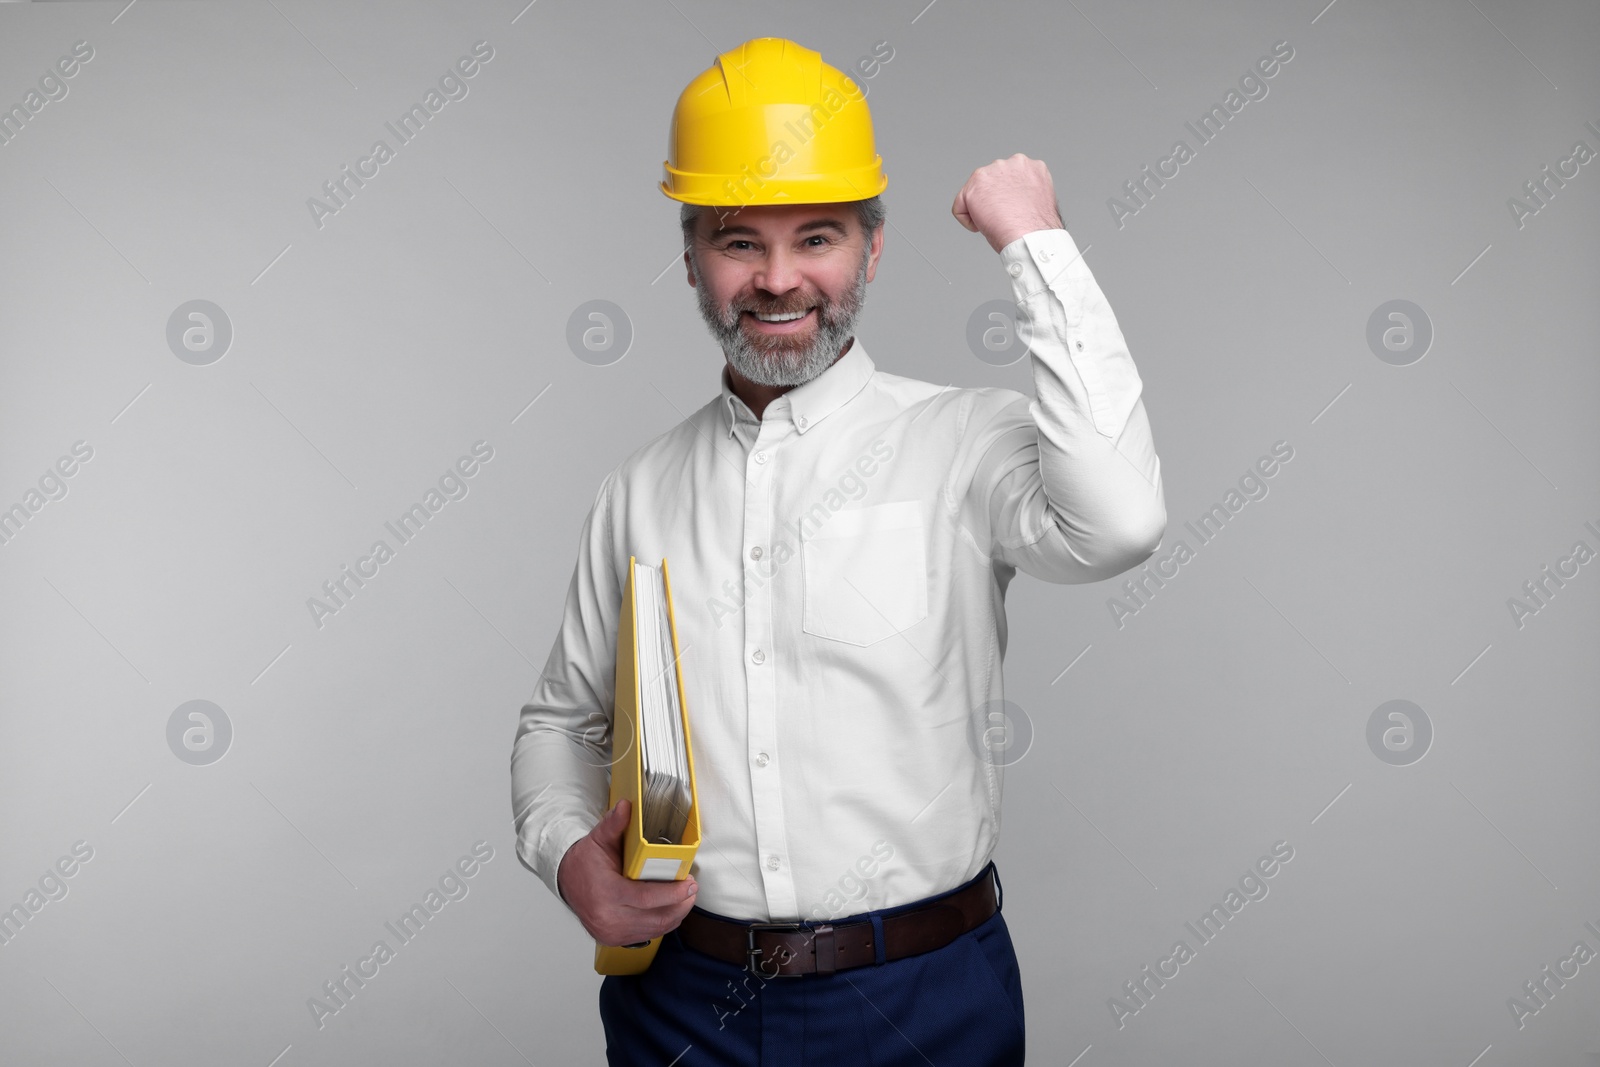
[512,37,1165,1065]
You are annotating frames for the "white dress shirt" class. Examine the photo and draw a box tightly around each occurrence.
[512,227,1165,923]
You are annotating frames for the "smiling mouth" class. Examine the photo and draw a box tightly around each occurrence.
[742,307,816,333]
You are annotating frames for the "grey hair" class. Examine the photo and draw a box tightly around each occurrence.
[680,196,886,253]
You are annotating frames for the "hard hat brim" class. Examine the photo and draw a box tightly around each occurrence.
[659,164,887,207]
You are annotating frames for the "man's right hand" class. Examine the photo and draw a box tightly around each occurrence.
[556,798,699,947]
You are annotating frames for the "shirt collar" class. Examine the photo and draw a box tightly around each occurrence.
[720,339,876,438]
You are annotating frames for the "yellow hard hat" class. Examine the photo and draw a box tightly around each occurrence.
[660,37,887,207]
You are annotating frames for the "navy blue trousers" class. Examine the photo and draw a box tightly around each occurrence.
[599,864,1025,1066]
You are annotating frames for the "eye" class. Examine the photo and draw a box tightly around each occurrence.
[724,239,755,251]
[804,235,831,247]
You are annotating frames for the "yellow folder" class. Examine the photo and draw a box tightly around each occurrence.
[594,556,701,975]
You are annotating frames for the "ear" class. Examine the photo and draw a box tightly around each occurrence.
[684,246,697,288]
[864,223,884,283]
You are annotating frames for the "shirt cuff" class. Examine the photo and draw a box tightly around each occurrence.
[998,228,1088,328]
[529,816,593,919]
[998,228,1143,440]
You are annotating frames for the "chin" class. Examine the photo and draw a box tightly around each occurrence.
[747,343,813,367]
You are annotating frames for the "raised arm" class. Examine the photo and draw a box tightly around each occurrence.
[951,154,1166,582]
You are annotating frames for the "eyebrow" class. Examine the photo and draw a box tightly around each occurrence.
[707,218,849,241]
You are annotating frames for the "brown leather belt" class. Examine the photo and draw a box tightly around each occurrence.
[675,868,999,977]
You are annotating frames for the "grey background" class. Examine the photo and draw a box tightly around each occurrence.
[1,0,1596,1064]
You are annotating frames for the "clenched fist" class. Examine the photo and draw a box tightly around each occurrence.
[952,153,1064,253]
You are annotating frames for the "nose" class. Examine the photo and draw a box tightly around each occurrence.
[753,244,802,300]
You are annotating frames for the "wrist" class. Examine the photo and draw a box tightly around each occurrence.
[992,216,1064,252]
[556,839,580,904]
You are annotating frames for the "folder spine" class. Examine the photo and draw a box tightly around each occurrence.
[593,557,702,975]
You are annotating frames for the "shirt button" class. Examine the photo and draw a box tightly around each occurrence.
[751,648,765,665]
[765,855,780,872]
[754,450,768,464]
[1038,249,1052,262]
[798,415,808,429]
[1007,262,1023,278]
[1076,340,1084,350]
[750,545,763,560]
[755,752,770,767]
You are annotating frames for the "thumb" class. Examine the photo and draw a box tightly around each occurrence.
[595,798,630,854]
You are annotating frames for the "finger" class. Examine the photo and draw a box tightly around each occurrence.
[951,190,978,232]
[614,875,698,910]
[621,881,697,918]
[656,894,700,936]
[624,891,701,940]
[595,798,630,848]
[583,803,629,873]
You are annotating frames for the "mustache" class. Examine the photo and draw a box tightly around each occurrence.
[736,298,819,316]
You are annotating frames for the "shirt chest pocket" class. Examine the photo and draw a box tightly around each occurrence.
[801,500,930,647]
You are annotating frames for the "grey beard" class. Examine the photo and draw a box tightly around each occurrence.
[694,247,870,388]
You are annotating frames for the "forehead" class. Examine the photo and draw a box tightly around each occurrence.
[699,202,855,239]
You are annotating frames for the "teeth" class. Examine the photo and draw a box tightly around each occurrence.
[752,309,809,322]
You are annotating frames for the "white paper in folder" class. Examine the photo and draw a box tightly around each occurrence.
[633,561,692,854]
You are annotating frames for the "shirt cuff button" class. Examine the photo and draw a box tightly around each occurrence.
[1006,262,1023,278]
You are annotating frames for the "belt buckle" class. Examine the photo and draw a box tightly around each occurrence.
[746,922,807,978]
